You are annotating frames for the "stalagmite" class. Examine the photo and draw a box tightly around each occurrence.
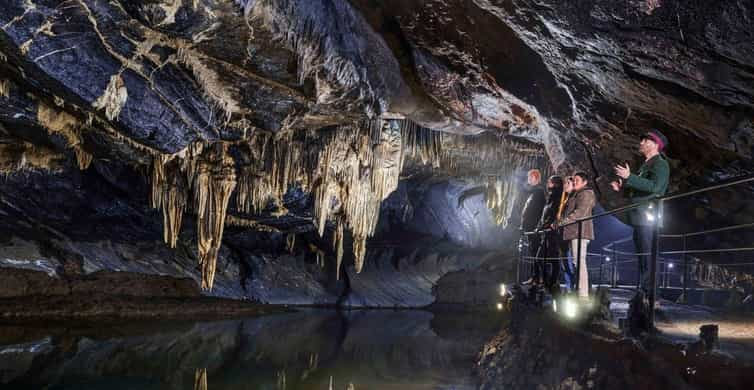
[194,143,237,290]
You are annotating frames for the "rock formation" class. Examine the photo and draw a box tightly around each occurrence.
[0,0,752,299]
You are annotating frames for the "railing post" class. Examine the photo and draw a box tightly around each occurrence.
[612,244,618,288]
[681,234,688,304]
[516,234,522,285]
[664,260,669,288]
[577,220,584,296]
[649,200,661,328]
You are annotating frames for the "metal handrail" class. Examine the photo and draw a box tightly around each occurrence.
[558,173,754,230]
[518,173,754,326]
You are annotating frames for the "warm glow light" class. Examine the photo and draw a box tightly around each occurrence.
[496,303,503,310]
[499,283,507,296]
[552,300,558,313]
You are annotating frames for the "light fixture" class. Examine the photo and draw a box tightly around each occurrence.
[552,300,558,313]
[496,303,503,311]
[668,263,674,269]
[563,298,578,319]
[645,212,655,222]
[605,256,611,262]
[499,283,507,296]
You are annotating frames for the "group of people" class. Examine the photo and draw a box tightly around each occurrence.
[519,130,671,300]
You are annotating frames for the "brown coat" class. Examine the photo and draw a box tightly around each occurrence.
[560,188,596,241]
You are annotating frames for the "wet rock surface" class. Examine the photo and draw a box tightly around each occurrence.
[1,0,753,307]
[478,291,754,389]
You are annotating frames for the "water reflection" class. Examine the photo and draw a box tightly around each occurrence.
[0,309,503,389]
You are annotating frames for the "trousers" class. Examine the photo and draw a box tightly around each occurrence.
[633,225,655,292]
[562,239,590,298]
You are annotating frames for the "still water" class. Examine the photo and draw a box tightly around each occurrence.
[0,309,504,390]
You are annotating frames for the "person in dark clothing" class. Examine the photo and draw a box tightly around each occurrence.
[611,130,670,293]
[535,175,564,292]
[520,169,546,285]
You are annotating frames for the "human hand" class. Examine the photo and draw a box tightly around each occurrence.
[614,163,631,179]
[610,180,622,192]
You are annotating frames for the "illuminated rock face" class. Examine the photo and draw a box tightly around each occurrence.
[0,0,752,302]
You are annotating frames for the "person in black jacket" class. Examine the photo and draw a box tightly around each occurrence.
[520,169,546,285]
[535,175,565,292]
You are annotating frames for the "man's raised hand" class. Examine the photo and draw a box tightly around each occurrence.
[614,163,631,179]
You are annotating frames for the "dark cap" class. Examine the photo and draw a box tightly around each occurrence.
[641,130,668,151]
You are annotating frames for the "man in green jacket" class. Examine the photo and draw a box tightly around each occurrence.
[610,130,670,292]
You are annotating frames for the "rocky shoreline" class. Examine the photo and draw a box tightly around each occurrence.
[476,289,754,389]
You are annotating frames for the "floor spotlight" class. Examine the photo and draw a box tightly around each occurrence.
[563,298,578,319]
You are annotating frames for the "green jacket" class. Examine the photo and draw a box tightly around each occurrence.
[624,154,670,226]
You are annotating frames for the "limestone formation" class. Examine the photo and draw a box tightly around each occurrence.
[194,144,237,290]
[36,102,92,170]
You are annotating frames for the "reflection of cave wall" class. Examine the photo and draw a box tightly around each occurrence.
[2,310,504,389]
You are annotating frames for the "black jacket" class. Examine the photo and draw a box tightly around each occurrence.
[520,185,546,232]
[538,187,563,230]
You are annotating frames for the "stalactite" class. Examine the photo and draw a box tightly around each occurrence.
[485,175,519,227]
[150,155,187,248]
[141,117,546,285]
[194,368,208,390]
[92,73,128,121]
[0,141,64,173]
[309,244,326,268]
[37,102,92,170]
[150,154,168,209]
[286,233,296,253]
[0,79,9,97]
[162,164,187,248]
[194,143,237,290]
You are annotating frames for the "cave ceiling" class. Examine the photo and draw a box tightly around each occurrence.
[1,0,752,288]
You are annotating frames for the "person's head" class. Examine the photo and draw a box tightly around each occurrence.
[527,169,541,186]
[571,171,589,192]
[547,175,563,190]
[639,130,668,157]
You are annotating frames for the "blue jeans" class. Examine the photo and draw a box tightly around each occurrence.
[561,255,576,291]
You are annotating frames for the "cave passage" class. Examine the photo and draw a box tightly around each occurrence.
[2,0,754,389]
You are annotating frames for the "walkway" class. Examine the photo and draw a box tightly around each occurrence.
[608,288,754,364]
